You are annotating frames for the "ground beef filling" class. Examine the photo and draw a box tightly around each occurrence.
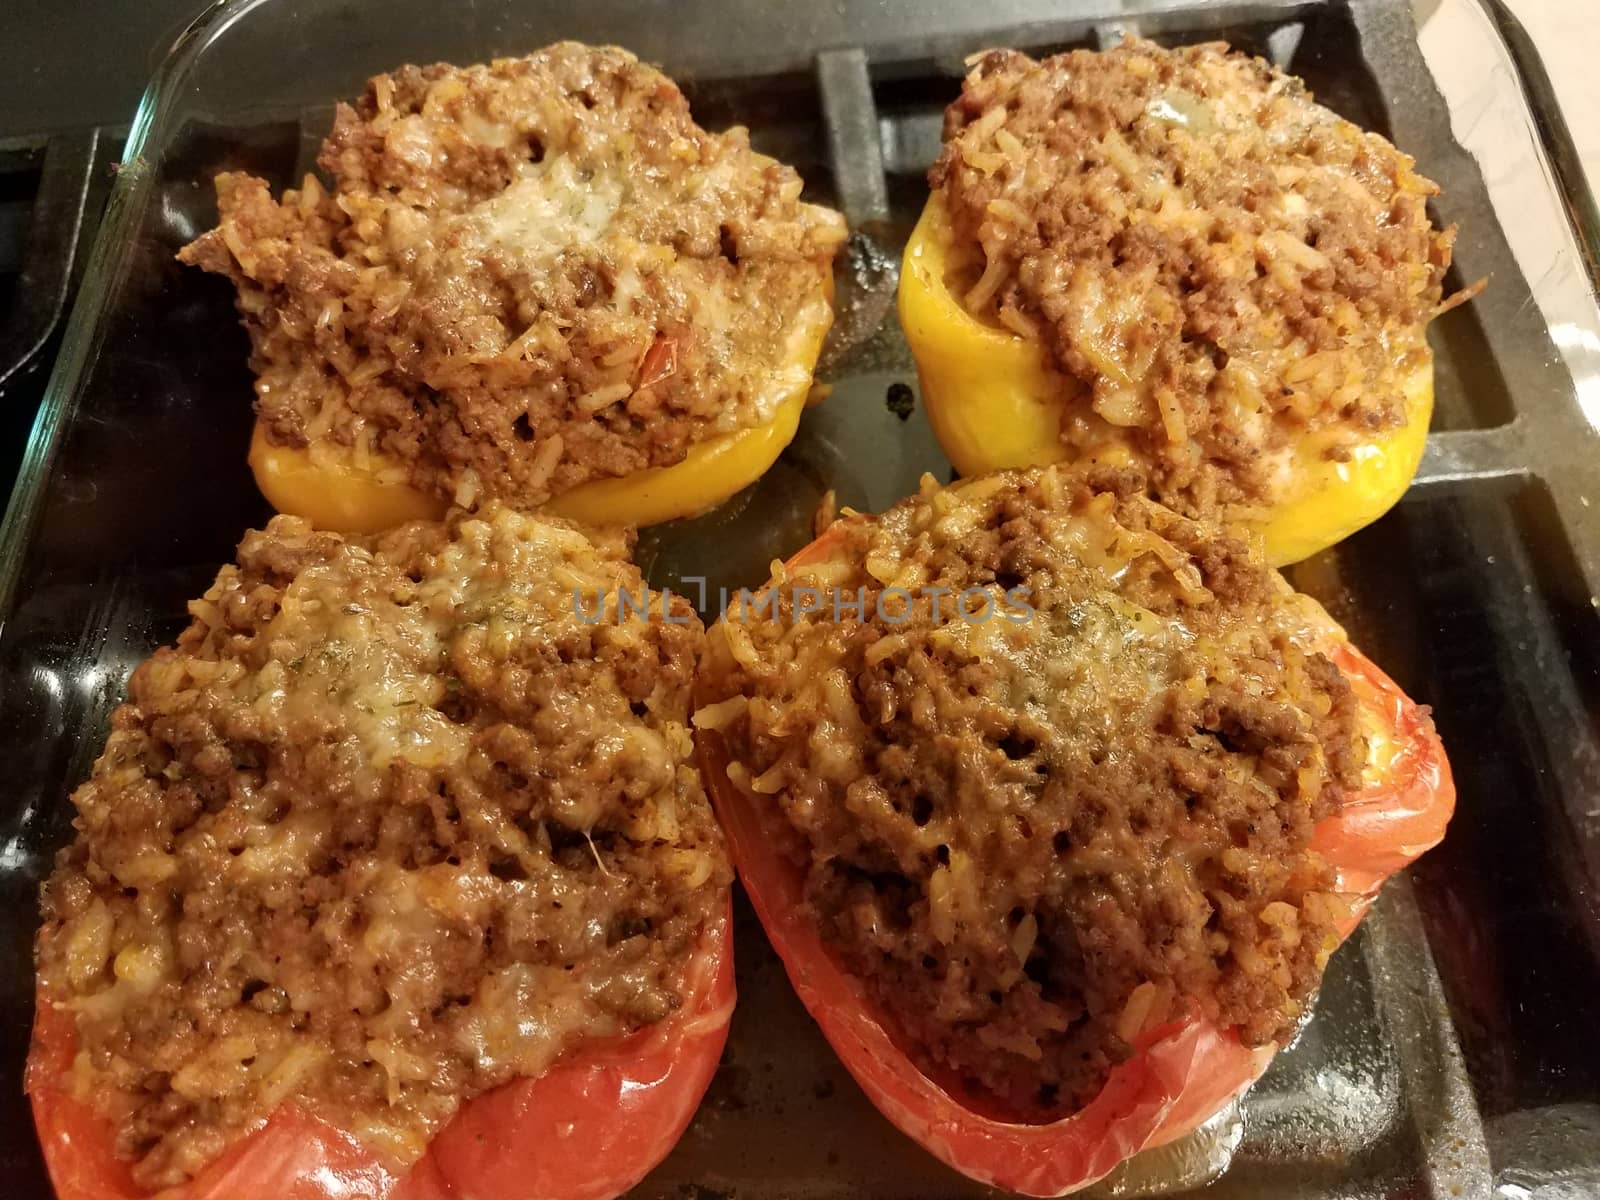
[931,40,1455,515]
[36,504,729,1188]
[178,42,846,507]
[698,467,1364,1119]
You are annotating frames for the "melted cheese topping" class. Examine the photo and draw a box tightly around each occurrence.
[474,158,626,255]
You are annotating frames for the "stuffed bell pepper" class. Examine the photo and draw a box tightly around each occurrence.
[899,41,1471,565]
[31,504,733,1200]
[694,466,1454,1195]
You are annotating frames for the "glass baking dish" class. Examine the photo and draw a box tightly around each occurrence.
[2,0,1598,1195]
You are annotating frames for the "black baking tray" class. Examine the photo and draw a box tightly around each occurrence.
[3,0,1599,1196]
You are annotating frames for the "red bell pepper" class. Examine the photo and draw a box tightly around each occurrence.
[695,523,1454,1197]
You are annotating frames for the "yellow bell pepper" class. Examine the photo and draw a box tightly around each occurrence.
[249,424,449,535]
[249,292,834,534]
[898,196,1433,566]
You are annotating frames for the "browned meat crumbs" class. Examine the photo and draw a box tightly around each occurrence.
[35,503,730,1188]
[697,466,1364,1120]
[178,42,847,508]
[931,39,1455,516]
